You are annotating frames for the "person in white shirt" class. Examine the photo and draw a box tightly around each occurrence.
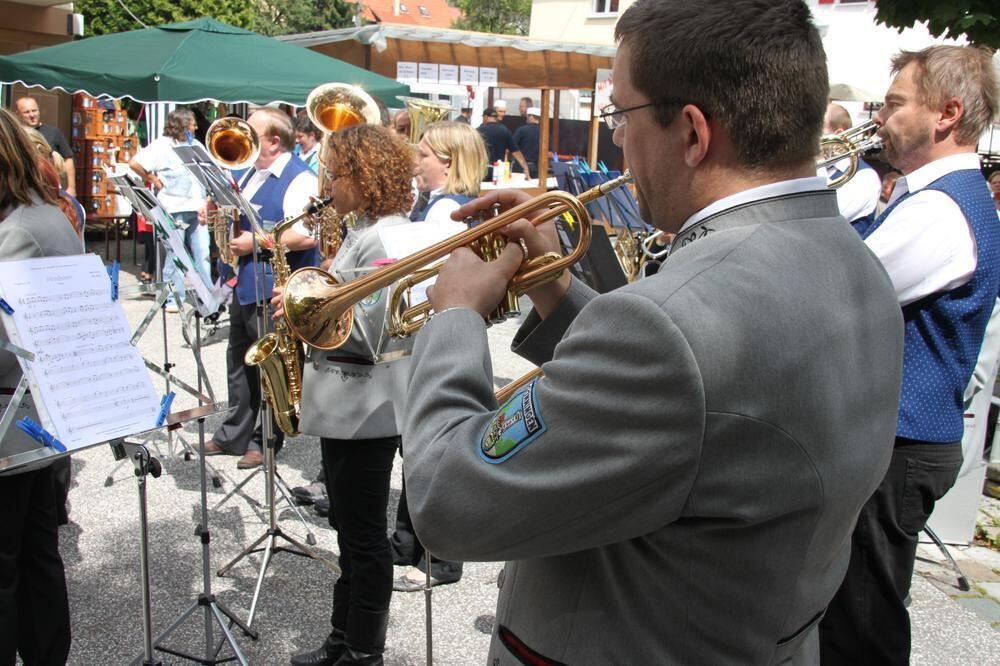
[822,102,881,223]
[820,45,1000,665]
[201,107,318,469]
[129,108,208,312]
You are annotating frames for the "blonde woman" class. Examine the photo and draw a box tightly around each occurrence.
[410,121,487,223]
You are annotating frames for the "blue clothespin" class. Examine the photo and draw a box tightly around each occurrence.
[186,130,194,145]
[0,298,13,315]
[16,416,67,453]
[597,160,609,174]
[156,392,175,427]
[106,261,120,301]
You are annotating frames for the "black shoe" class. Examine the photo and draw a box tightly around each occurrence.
[314,497,330,517]
[292,481,327,505]
[332,648,383,666]
[290,631,346,666]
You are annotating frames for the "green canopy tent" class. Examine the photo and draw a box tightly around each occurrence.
[0,18,409,106]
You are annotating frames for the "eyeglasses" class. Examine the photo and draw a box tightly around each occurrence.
[598,100,704,129]
[598,102,658,130]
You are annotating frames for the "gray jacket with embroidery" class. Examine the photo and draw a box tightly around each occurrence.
[402,189,904,664]
[299,215,413,440]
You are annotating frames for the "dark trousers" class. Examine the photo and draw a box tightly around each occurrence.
[321,436,397,652]
[213,301,284,454]
[390,470,463,583]
[820,439,963,665]
[0,466,71,666]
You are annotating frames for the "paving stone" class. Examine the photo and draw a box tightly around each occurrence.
[955,597,1000,624]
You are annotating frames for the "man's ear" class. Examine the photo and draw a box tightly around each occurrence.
[681,104,711,168]
[938,97,964,135]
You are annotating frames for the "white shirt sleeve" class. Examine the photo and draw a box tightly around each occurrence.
[283,169,318,236]
[864,189,977,306]
[834,167,880,222]
[133,137,167,173]
[423,197,462,224]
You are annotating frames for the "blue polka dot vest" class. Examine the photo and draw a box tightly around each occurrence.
[863,169,1000,442]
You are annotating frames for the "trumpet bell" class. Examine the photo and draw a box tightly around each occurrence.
[282,267,355,350]
[307,83,382,134]
[206,117,260,170]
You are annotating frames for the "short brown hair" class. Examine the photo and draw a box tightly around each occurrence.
[891,46,997,146]
[614,0,828,170]
[164,108,195,142]
[325,125,414,218]
[825,103,853,133]
[254,107,295,152]
[0,107,59,211]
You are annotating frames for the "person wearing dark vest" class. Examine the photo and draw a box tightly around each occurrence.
[409,121,487,223]
[391,121,487,593]
[512,107,544,180]
[820,45,1000,665]
[821,102,881,231]
[201,108,319,469]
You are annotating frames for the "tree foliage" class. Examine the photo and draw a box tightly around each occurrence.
[75,0,356,38]
[253,0,357,37]
[75,0,256,37]
[874,0,998,49]
[451,0,531,36]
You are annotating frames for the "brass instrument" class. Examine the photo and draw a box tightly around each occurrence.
[244,197,334,436]
[281,171,633,350]
[206,198,239,271]
[313,209,357,261]
[817,120,883,189]
[398,96,453,143]
[306,83,382,198]
[495,368,544,404]
[206,117,260,170]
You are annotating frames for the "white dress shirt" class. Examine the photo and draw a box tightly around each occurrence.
[864,153,980,307]
[818,157,881,222]
[239,151,317,236]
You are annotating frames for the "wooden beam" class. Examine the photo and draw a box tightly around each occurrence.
[538,88,551,187]
[552,89,561,156]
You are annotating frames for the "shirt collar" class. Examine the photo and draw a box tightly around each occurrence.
[259,151,292,179]
[889,152,982,205]
[679,176,827,235]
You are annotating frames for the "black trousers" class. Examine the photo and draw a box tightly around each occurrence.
[213,301,284,454]
[0,466,71,666]
[390,468,463,583]
[820,439,963,665]
[321,436,397,652]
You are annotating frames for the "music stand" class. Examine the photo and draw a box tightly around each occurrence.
[105,169,222,486]
[178,148,339,628]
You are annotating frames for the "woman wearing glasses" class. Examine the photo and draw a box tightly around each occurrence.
[283,124,414,666]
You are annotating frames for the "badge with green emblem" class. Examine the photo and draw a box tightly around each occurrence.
[479,380,546,464]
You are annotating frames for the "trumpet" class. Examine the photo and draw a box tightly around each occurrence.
[817,120,883,189]
[281,171,633,350]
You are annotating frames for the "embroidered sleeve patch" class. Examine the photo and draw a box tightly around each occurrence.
[479,380,546,464]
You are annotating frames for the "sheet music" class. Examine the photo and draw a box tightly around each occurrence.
[377,221,466,304]
[0,254,161,450]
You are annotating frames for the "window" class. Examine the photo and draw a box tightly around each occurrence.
[399,3,409,13]
[592,0,619,14]
[418,5,430,17]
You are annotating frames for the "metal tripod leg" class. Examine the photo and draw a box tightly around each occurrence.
[273,470,318,545]
[923,525,971,592]
[213,465,265,512]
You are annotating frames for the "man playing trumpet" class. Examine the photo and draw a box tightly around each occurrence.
[399,0,905,662]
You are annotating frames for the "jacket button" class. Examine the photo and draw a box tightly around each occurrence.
[493,658,500,666]
[497,569,505,589]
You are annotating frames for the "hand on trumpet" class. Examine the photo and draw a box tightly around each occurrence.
[441,190,572,319]
[426,242,524,319]
[229,230,256,257]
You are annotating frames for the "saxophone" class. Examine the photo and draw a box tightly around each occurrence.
[316,208,357,261]
[244,197,332,436]
[206,198,239,271]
